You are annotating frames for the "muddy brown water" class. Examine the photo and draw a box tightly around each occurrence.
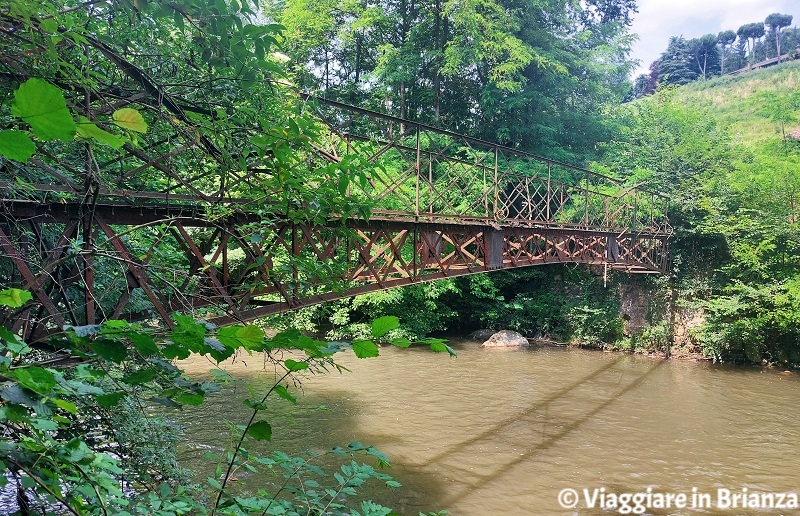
[176,339,800,515]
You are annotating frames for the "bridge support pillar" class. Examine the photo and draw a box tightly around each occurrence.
[486,229,505,270]
[607,236,620,262]
[421,231,443,260]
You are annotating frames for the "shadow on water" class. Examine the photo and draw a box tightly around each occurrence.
[307,347,667,513]
[435,359,665,508]
[421,355,626,467]
[173,362,451,512]
[180,346,662,514]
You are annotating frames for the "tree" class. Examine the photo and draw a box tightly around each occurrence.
[270,0,639,162]
[737,22,766,66]
[658,36,698,86]
[718,30,737,74]
[688,34,720,80]
[765,13,793,62]
[629,74,650,100]
[647,59,660,91]
[755,89,800,141]
[627,62,657,101]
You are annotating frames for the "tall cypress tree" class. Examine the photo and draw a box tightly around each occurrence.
[658,36,698,86]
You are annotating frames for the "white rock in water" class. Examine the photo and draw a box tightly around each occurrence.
[480,330,530,348]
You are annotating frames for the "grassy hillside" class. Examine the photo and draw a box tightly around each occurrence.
[674,61,800,146]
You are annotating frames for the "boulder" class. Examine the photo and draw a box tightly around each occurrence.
[480,330,530,348]
[469,329,497,341]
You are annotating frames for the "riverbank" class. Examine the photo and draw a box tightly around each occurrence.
[464,329,799,370]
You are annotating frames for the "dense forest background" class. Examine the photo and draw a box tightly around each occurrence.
[265,0,639,163]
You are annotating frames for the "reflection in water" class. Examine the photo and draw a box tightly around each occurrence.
[176,340,800,515]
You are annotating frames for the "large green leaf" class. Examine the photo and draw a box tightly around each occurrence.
[0,288,32,308]
[0,130,35,162]
[273,384,296,404]
[129,332,158,356]
[283,359,308,371]
[122,369,156,385]
[96,392,126,408]
[169,315,206,354]
[426,339,457,357]
[389,337,412,348]
[246,420,272,441]
[0,327,28,355]
[371,316,399,338]
[92,338,128,363]
[11,78,76,141]
[176,393,205,406]
[113,108,148,133]
[76,117,126,149]
[13,366,56,395]
[53,399,77,414]
[1,385,51,415]
[217,325,265,351]
[352,339,380,359]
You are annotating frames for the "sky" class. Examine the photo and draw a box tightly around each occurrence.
[629,0,800,77]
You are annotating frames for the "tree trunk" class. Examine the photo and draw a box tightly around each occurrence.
[703,53,707,79]
[352,34,361,104]
[324,48,330,90]
[721,45,725,74]
[696,54,706,80]
[400,79,406,120]
[433,0,441,122]
[776,29,782,62]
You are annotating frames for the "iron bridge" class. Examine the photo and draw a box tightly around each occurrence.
[0,35,671,340]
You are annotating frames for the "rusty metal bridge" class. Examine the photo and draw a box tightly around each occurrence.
[0,38,670,340]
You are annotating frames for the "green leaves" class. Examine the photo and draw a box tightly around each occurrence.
[11,78,76,141]
[92,338,128,363]
[273,384,296,404]
[176,393,204,406]
[165,315,207,358]
[12,367,56,395]
[352,339,379,359]
[0,130,36,162]
[130,332,158,356]
[0,288,32,308]
[246,420,272,441]
[96,392,126,408]
[122,369,156,385]
[425,339,457,357]
[284,359,308,371]
[113,107,148,133]
[0,80,141,163]
[389,337,411,348]
[217,325,265,351]
[371,316,399,338]
[76,116,127,149]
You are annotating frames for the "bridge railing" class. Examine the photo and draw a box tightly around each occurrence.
[310,97,671,236]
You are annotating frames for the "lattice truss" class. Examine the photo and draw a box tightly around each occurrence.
[0,12,671,340]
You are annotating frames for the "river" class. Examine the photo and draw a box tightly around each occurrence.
[177,339,800,515]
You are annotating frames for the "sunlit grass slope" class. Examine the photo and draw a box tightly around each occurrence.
[672,60,800,146]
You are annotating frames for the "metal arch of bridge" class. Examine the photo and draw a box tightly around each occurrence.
[0,32,670,339]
